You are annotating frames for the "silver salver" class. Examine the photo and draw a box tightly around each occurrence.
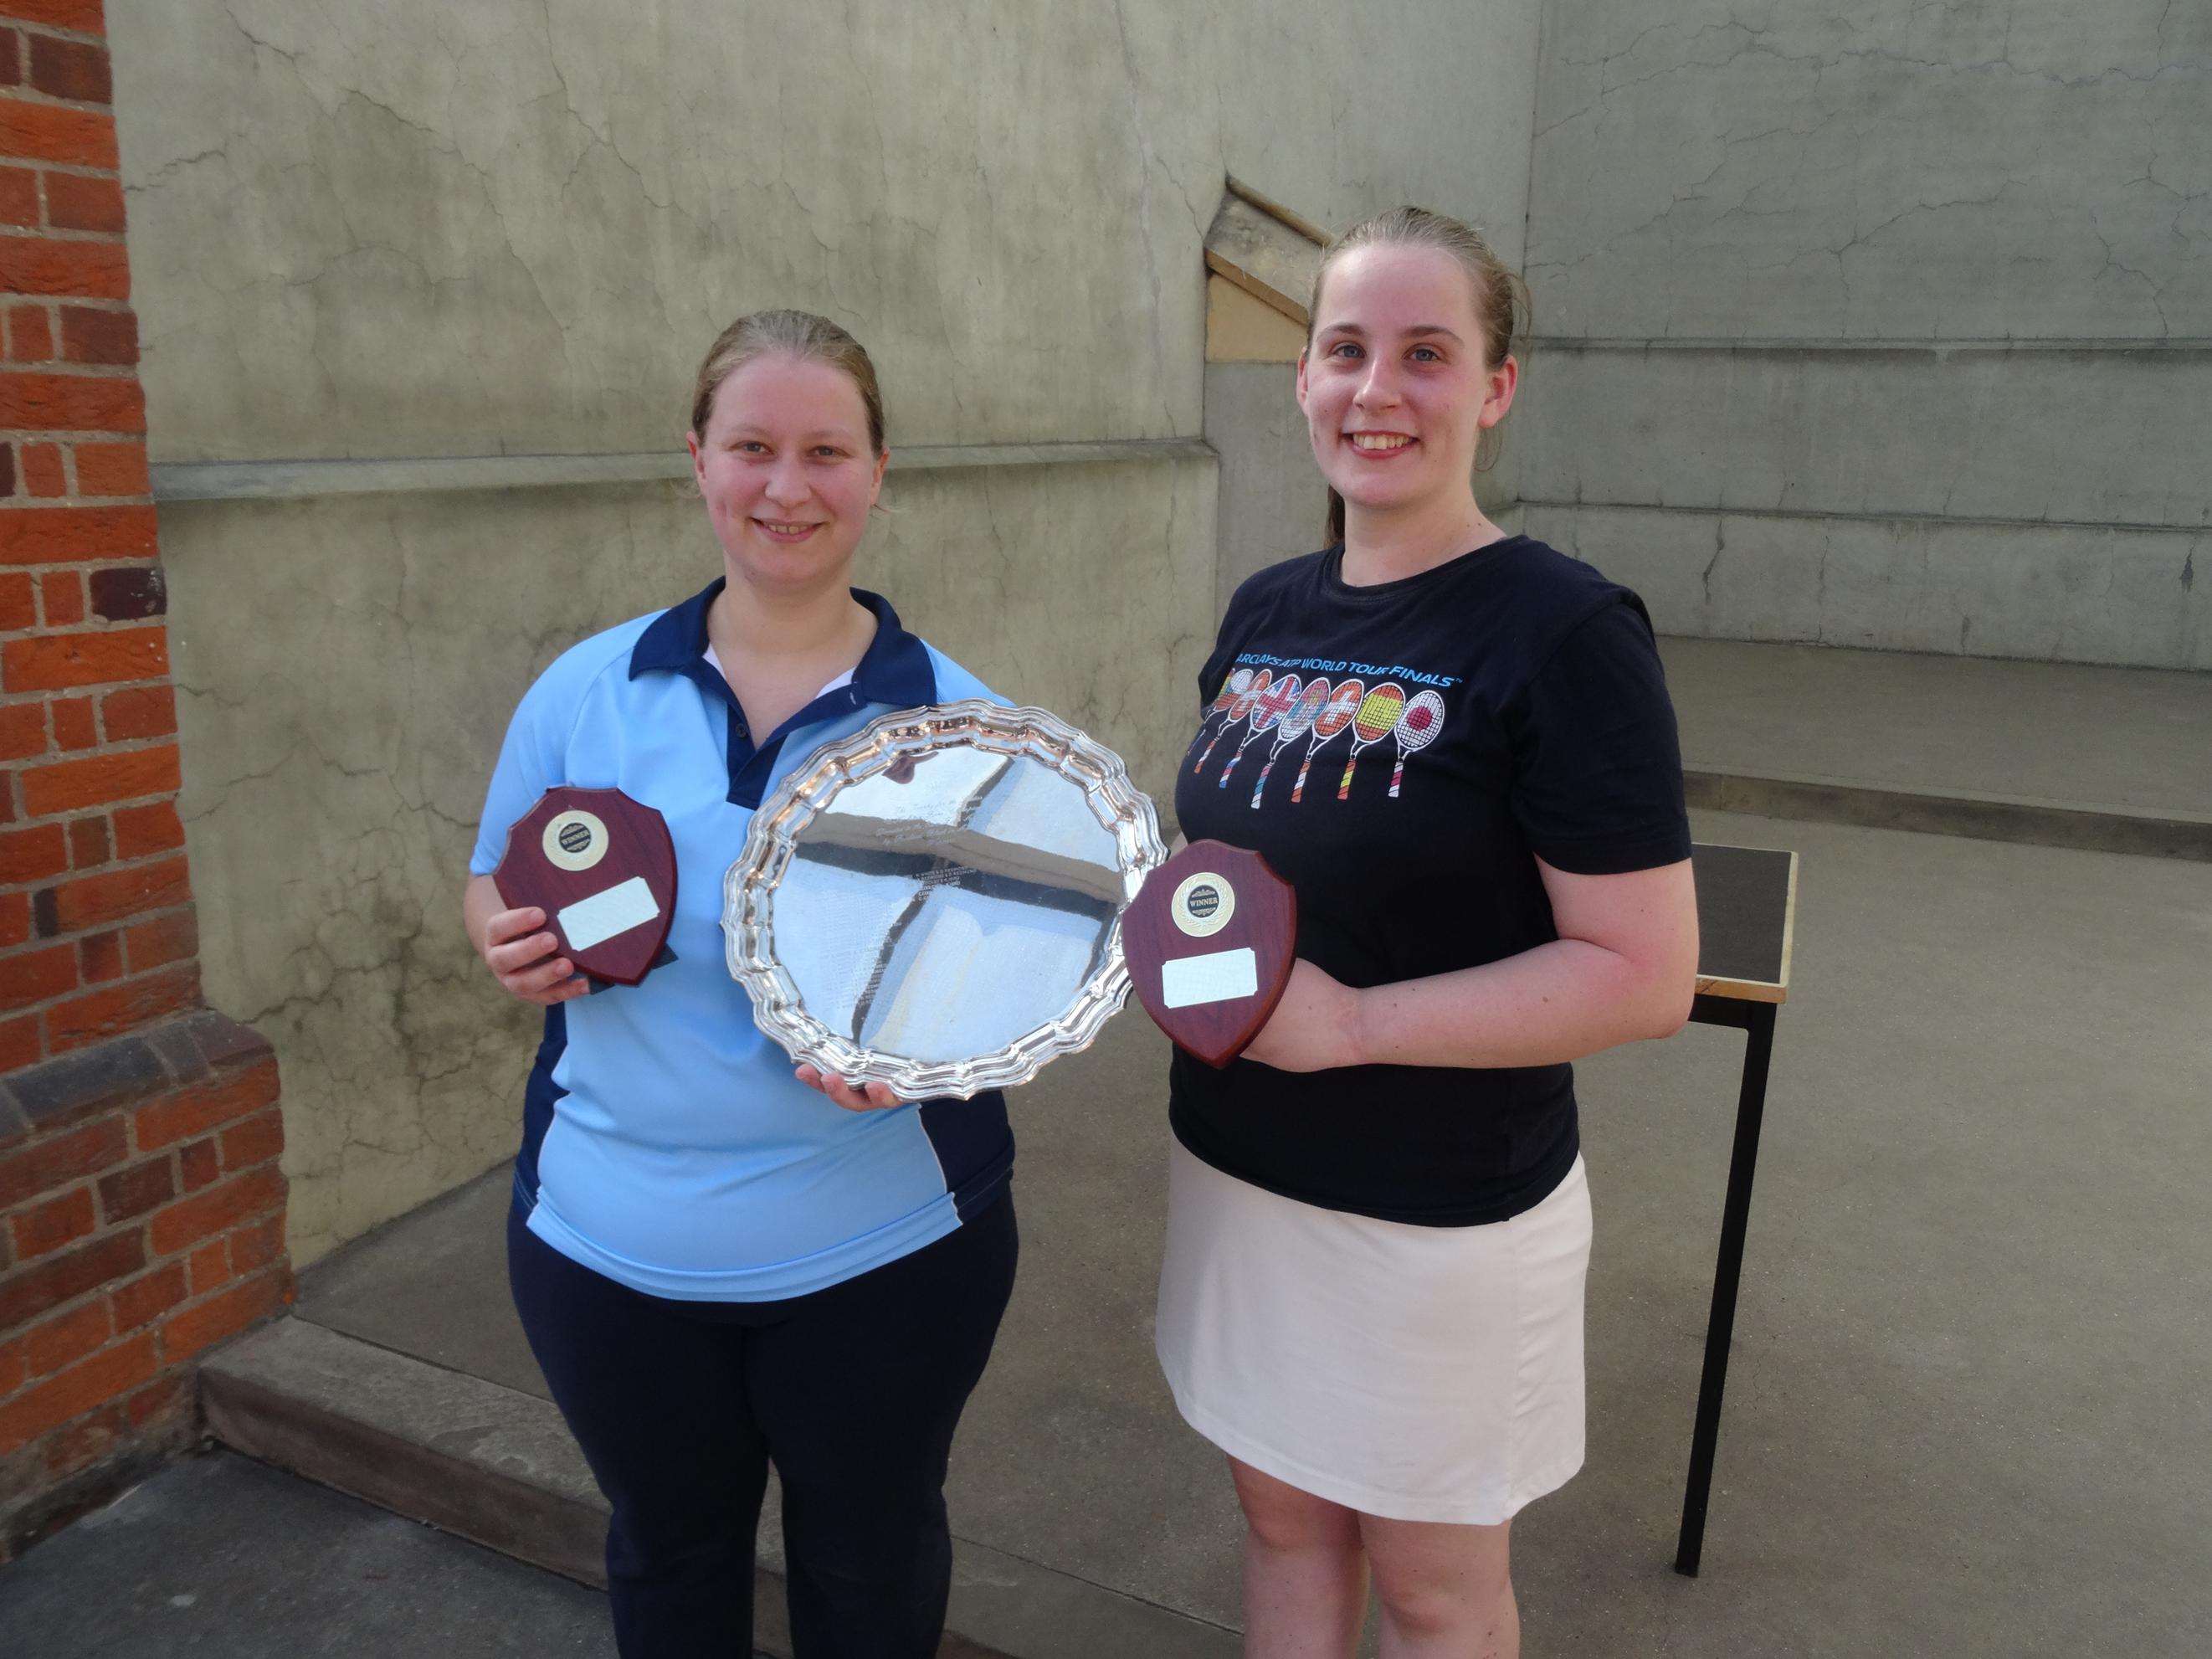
[724,699,1165,1097]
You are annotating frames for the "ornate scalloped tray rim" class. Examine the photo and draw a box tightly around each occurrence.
[723,699,1165,1097]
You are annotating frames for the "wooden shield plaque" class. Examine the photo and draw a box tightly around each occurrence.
[491,787,677,988]
[1122,840,1296,1068]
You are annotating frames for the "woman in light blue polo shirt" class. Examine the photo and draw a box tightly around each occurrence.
[462,311,1016,1659]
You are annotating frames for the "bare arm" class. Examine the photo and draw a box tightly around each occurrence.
[463,872,589,1005]
[1241,856,1698,1073]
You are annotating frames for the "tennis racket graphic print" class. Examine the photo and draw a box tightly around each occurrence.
[1219,673,1299,787]
[1192,668,1255,773]
[1387,689,1445,797]
[1185,671,1242,768]
[1251,676,1329,807]
[1293,678,1363,803]
[1337,682,1407,800]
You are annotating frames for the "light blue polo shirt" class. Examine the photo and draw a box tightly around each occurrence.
[470,579,1015,1302]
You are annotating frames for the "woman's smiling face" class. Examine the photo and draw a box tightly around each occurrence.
[1296,243,1511,530]
[687,354,888,594]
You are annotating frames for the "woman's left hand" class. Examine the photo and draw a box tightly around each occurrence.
[794,1064,906,1112]
[1239,958,1366,1073]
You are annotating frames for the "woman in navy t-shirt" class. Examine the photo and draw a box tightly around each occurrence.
[1155,210,1699,1658]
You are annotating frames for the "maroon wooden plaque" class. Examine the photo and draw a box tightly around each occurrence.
[1123,840,1296,1068]
[490,787,677,988]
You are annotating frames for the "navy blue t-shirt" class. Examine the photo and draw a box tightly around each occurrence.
[1168,537,1691,1226]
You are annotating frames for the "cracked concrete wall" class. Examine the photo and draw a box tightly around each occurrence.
[106,0,1542,1260]
[1522,1,2212,665]
[113,0,1541,463]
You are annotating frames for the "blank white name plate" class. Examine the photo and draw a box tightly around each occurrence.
[559,877,662,953]
[1160,947,1258,1010]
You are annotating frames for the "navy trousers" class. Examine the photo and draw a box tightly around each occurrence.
[507,1194,1018,1658]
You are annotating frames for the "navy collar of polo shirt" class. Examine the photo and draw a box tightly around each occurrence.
[629,578,940,809]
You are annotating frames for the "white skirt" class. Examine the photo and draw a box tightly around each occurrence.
[1154,1139,1592,1526]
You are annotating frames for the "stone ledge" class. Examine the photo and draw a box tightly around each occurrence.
[149,439,1219,504]
[0,1009,271,1143]
[203,1317,1237,1659]
[1685,768,2212,862]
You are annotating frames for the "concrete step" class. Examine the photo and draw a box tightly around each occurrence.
[1681,766,2212,860]
[1664,638,2212,859]
[200,1317,1237,1659]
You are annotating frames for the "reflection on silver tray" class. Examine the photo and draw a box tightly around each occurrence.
[724,699,1165,1097]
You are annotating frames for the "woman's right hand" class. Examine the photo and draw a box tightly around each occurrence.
[478,903,590,1005]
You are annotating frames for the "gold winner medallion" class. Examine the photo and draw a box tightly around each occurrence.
[542,809,611,872]
[1170,871,1236,938]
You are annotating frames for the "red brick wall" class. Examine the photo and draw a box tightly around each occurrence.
[0,0,290,1558]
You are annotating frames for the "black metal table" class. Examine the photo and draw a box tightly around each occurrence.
[1674,842,1799,1575]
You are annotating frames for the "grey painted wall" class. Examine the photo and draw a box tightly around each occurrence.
[118,0,1542,465]
[1522,1,2211,666]
[112,0,1545,1260]
[1206,362,1317,609]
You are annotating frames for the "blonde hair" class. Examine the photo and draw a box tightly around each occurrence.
[1307,207,1530,543]
[688,309,887,455]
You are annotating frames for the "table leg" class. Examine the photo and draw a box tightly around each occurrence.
[1675,999,1778,1577]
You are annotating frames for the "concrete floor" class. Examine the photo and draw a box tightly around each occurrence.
[0,1452,627,1657]
[1662,638,2212,814]
[291,804,2212,1656]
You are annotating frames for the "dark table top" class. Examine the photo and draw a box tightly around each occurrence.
[1691,843,1796,1004]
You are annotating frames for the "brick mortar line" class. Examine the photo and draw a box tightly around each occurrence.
[0,690,177,711]
[3,790,183,819]
[4,22,108,50]
[0,84,115,116]
[0,806,179,829]
[0,845,192,892]
[0,766,180,792]
[8,845,184,877]
[1,776,182,809]
[0,364,145,380]
[0,799,183,824]
[2,598,170,613]
[0,616,172,634]
[0,300,129,311]
[4,693,171,709]
[2,949,199,988]
[0,449,150,458]
[0,580,159,598]
[0,964,203,1042]
[0,223,124,242]
[10,161,121,181]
